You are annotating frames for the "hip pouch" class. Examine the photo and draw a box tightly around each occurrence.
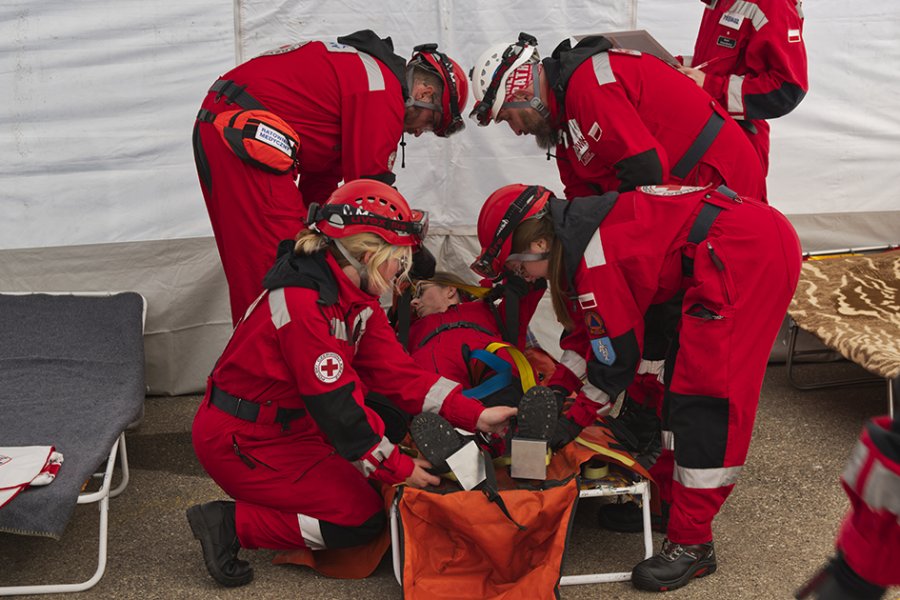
[198,108,300,174]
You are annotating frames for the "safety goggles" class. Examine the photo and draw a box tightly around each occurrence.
[307,203,430,241]
[470,185,545,280]
[411,44,465,137]
[469,33,538,127]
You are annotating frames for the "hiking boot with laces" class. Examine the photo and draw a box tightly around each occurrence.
[186,500,254,587]
[631,538,717,592]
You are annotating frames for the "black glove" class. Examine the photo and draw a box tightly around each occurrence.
[409,246,436,280]
[549,415,583,450]
[608,395,662,469]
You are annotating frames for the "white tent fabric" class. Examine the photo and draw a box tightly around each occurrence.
[1,1,898,393]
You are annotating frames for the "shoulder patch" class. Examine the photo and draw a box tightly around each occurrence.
[639,184,707,196]
[314,352,344,383]
[610,48,642,57]
[324,41,358,53]
[258,41,310,57]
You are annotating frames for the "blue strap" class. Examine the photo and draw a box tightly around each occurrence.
[462,349,513,399]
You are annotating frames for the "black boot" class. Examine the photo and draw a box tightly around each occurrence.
[795,553,886,599]
[186,500,254,587]
[631,538,717,592]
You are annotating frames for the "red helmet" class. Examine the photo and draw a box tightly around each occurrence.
[472,184,553,280]
[407,44,468,137]
[307,179,428,247]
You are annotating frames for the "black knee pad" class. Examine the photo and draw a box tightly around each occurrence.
[319,510,387,549]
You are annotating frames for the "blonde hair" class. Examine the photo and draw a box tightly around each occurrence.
[294,229,413,296]
[510,215,573,329]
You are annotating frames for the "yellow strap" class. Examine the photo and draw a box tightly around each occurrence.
[574,436,637,468]
[485,342,537,392]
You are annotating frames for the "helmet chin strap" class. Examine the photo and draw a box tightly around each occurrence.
[500,64,549,119]
[333,238,370,292]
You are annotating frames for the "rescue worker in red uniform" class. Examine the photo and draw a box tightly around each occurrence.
[678,0,808,173]
[796,411,900,600]
[469,33,765,200]
[186,180,515,588]
[193,30,469,324]
[472,183,802,592]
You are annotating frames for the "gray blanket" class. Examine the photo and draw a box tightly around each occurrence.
[0,293,145,539]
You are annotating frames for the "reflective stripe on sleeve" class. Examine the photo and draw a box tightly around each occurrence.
[370,436,395,463]
[728,74,746,116]
[560,349,587,379]
[331,318,348,341]
[637,359,665,384]
[358,53,385,92]
[298,514,326,550]
[268,288,291,329]
[674,464,742,489]
[592,53,616,87]
[422,376,458,414]
[581,381,612,416]
[661,429,675,451]
[729,1,769,30]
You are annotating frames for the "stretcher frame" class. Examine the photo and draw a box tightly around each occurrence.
[388,477,654,588]
[0,291,146,597]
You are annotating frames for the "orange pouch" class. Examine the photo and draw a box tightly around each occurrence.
[200,108,300,174]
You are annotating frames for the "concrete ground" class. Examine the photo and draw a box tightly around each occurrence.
[1,361,897,600]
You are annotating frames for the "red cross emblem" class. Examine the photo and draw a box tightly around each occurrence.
[314,352,344,383]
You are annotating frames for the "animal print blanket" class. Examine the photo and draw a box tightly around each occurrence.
[788,251,900,380]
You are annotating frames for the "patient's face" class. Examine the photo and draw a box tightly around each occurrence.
[411,283,458,317]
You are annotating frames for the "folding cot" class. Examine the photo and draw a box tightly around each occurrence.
[0,292,146,596]
[786,249,900,418]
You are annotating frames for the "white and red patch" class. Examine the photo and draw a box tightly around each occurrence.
[314,352,344,383]
[639,184,707,196]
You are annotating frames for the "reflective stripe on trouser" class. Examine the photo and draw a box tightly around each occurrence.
[835,415,900,587]
[195,99,307,325]
[660,201,801,545]
[192,399,385,551]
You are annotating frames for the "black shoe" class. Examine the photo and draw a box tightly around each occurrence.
[795,554,887,599]
[597,500,669,533]
[631,538,717,592]
[410,412,466,475]
[516,386,559,440]
[186,501,254,587]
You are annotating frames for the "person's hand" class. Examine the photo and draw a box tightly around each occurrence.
[549,415,583,450]
[404,456,441,488]
[476,406,517,434]
[676,65,706,88]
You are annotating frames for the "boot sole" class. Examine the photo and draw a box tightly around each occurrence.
[410,413,464,475]
[186,505,254,587]
[631,559,717,592]
[517,386,559,440]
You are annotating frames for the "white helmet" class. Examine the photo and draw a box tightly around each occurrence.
[470,32,547,126]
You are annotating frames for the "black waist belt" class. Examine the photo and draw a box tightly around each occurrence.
[681,199,725,278]
[671,111,725,179]
[417,321,496,349]
[210,385,306,428]
[206,79,268,111]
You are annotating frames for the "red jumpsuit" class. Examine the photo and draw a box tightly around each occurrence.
[834,414,900,587]
[689,0,808,173]
[192,249,485,552]
[549,185,801,544]
[193,31,408,324]
[542,38,765,200]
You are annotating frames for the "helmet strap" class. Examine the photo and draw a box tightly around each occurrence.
[333,238,370,292]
